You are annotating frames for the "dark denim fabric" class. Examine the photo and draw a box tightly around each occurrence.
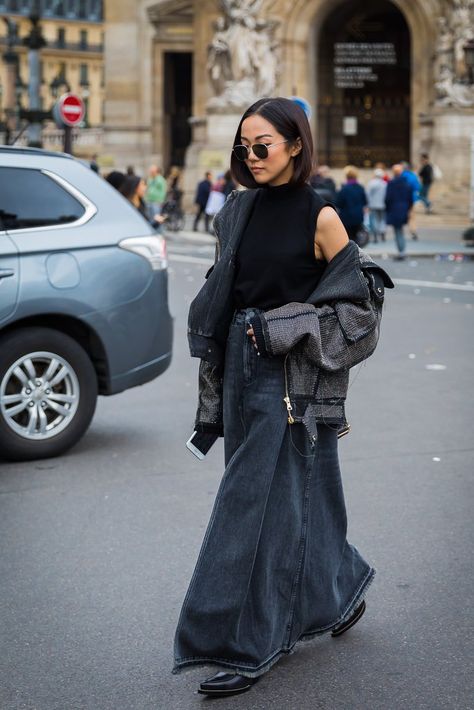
[173,309,375,678]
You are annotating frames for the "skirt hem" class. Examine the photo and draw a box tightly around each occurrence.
[172,566,375,680]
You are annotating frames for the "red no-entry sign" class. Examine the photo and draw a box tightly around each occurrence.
[53,93,85,128]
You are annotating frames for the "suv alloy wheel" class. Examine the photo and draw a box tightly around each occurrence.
[0,327,98,461]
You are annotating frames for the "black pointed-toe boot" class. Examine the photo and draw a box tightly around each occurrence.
[198,671,258,697]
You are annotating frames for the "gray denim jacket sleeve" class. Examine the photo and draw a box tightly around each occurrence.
[194,232,224,433]
[194,359,224,434]
[258,297,382,372]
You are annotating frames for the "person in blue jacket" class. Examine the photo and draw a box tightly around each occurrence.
[193,171,212,232]
[385,163,414,258]
[401,161,421,240]
[336,165,367,242]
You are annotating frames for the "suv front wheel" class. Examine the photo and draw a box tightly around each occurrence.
[0,327,98,461]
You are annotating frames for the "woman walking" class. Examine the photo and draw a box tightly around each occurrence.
[119,175,166,230]
[173,98,393,697]
[385,163,414,259]
[336,165,367,243]
[366,167,387,243]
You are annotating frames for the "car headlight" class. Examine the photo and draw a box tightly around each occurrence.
[118,235,168,270]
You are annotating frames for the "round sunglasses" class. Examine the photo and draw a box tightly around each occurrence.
[232,140,289,162]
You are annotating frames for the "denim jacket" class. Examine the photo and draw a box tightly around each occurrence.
[187,188,394,438]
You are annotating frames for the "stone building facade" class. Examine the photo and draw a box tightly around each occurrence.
[104,0,474,214]
[0,1,104,128]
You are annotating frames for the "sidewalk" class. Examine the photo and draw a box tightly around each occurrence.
[167,214,474,258]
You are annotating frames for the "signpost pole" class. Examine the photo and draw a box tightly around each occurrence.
[63,125,72,154]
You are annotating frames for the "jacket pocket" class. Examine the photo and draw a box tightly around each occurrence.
[333,300,377,344]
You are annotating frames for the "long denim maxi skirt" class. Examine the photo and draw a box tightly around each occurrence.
[173,309,375,678]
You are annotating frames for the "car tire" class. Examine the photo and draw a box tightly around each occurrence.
[0,327,98,462]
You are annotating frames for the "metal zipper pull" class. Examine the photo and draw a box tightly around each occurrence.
[283,353,295,424]
[337,423,351,439]
[283,396,295,424]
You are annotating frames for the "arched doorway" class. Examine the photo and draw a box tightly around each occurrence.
[316,0,411,167]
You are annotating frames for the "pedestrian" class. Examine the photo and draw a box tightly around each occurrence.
[90,153,99,173]
[167,166,182,203]
[193,171,212,232]
[126,165,135,176]
[335,165,367,243]
[309,164,337,202]
[374,161,390,182]
[204,173,226,230]
[401,161,421,240]
[119,175,165,231]
[105,170,126,192]
[223,168,236,197]
[418,153,434,214]
[173,96,393,697]
[365,168,387,242]
[385,163,414,259]
[146,165,167,217]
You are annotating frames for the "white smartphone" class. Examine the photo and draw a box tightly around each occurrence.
[186,430,219,459]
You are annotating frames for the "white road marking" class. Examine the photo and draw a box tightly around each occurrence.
[168,253,212,265]
[393,278,474,292]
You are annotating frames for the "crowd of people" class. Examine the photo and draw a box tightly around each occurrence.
[91,152,436,259]
[310,154,436,259]
[100,164,184,232]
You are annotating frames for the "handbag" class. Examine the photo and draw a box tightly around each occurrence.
[355,225,370,248]
[205,190,225,216]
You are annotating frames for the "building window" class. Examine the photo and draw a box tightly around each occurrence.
[66,0,76,18]
[90,0,102,21]
[79,63,88,86]
[4,0,102,19]
[79,29,88,50]
[57,27,66,48]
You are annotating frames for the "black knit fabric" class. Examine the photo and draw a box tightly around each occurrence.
[234,182,329,311]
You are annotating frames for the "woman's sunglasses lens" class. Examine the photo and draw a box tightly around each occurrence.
[233,146,248,161]
[253,144,269,159]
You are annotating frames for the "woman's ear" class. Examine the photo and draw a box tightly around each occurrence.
[291,137,303,158]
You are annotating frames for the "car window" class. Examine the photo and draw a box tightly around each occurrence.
[0,167,85,231]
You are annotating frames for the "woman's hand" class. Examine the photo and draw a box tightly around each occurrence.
[246,325,258,350]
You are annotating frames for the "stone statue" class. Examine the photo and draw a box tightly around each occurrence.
[207,0,280,110]
[207,16,233,96]
[2,16,19,50]
[434,2,474,107]
[451,2,474,83]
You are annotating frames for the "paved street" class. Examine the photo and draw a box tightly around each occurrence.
[0,241,473,710]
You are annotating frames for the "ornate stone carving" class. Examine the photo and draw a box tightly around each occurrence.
[207,0,280,111]
[434,0,474,107]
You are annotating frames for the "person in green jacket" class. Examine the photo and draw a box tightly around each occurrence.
[146,165,167,216]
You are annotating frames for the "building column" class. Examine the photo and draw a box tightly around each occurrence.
[102,0,154,173]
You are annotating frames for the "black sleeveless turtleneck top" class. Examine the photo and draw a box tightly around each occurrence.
[233,182,330,311]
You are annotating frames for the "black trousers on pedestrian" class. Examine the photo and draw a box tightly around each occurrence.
[193,205,210,232]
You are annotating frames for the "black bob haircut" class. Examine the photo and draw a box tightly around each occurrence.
[230,97,314,189]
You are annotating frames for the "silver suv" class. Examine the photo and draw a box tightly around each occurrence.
[0,146,173,461]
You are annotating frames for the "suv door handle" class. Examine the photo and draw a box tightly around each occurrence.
[0,268,15,279]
